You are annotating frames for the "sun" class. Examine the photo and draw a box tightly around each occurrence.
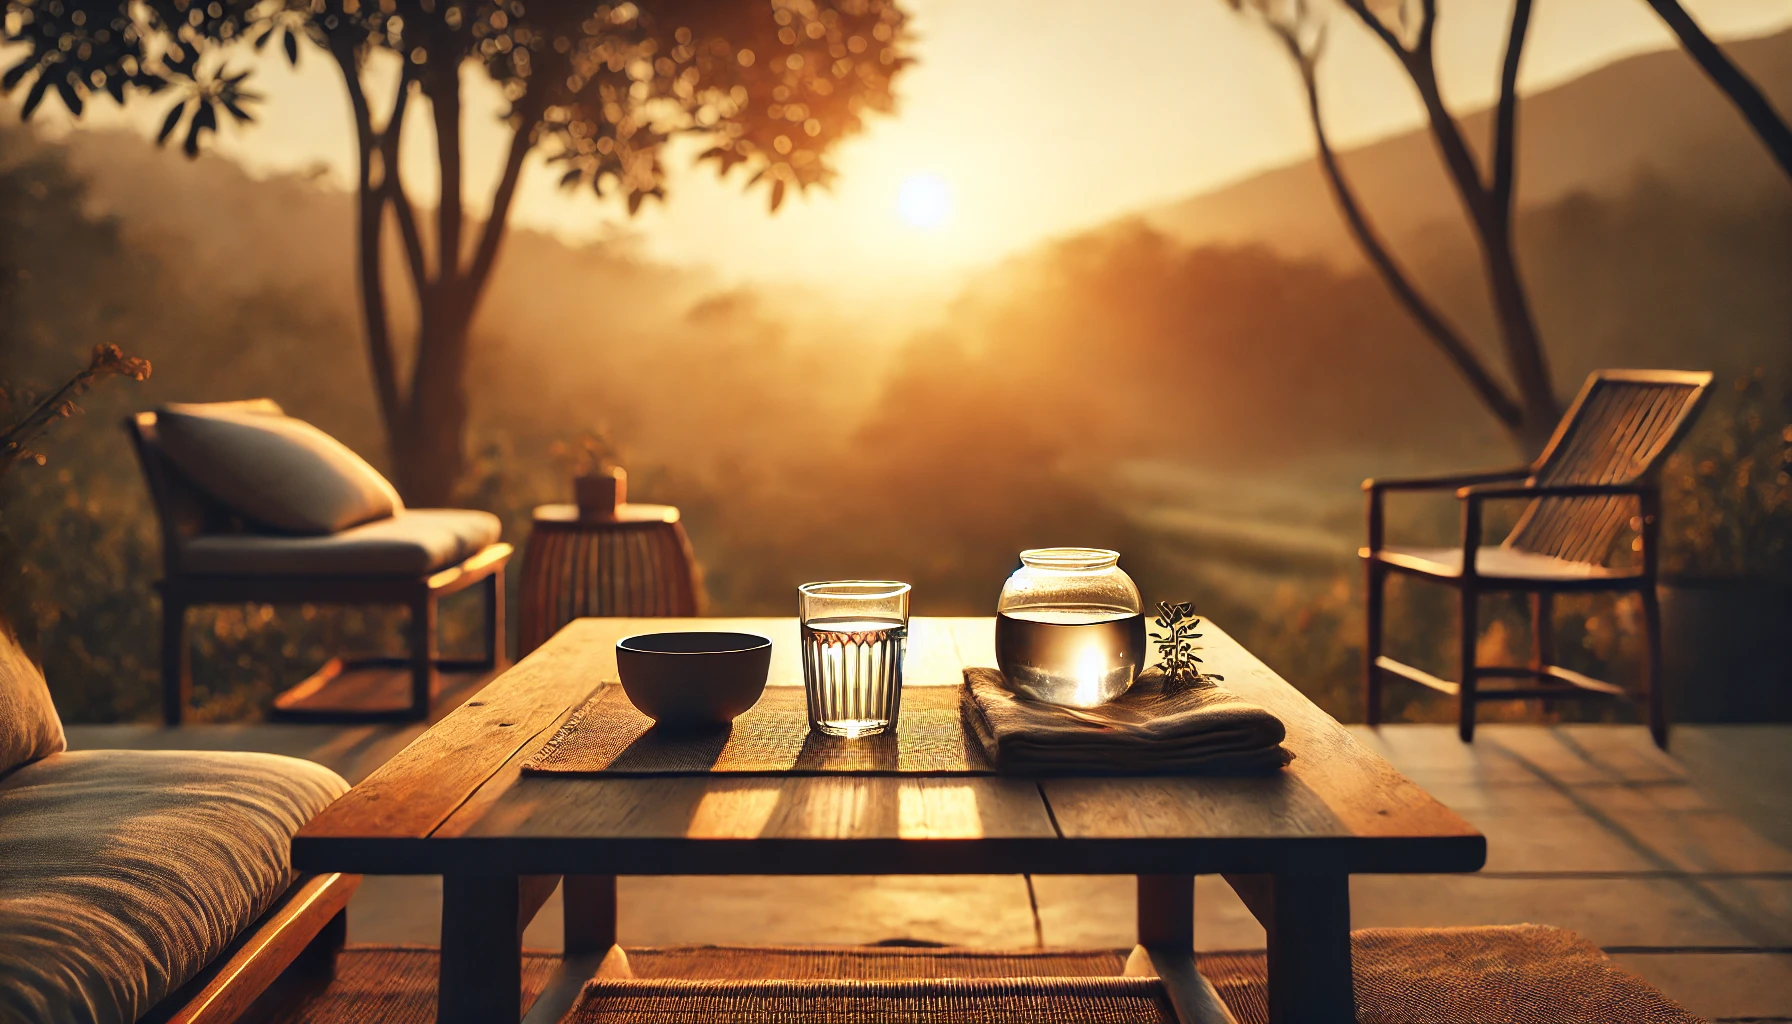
[897,175,954,230]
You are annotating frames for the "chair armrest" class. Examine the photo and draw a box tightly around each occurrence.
[1363,465,1533,554]
[1362,465,1532,493]
[1453,481,1660,577]
[1455,481,1650,501]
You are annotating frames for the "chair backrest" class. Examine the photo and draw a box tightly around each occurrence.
[123,399,285,577]
[1505,370,1713,564]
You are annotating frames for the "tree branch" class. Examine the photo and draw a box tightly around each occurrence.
[1272,24,1521,429]
[1644,0,1792,181]
[1489,0,1534,227]
[377,73,430,294]
[426,64,465,288]
[1362,0,1492,227]
[331,41,404,433]
[1338,0,1408,58]
[1414,0,1438,57]
[464,108,541,304]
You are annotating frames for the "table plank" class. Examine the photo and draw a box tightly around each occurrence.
[294,621,615,851]
[453,774,1057,842]
[1040,621,1484,873]
[295,618,793,854]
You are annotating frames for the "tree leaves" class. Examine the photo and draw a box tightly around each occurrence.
[2,58,34,92]
[6,0,911,210]
[184,100,217,157]
[156,102,185,145]
[19,75,51,119]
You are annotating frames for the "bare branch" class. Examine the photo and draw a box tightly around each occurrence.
[1489,0,1534,229]
[1,346,151,477]
[465,110,541,305]
[1266,13,1521,429]
[1644,0,1792,181]
[1414,0,1438,56]
[1338,0,1409,58]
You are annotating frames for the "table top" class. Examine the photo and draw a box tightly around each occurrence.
[532,503,680,526]
[292,617,1485,877]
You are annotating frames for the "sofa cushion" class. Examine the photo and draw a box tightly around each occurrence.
[182,508,502,577]
[155,406,402,535]
[0,619,64,778]
[0,749,348,1024]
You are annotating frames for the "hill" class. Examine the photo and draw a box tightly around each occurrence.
[1144,27,1792,263]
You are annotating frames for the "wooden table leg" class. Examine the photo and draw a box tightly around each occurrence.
[564,875,618,954]
[441,874,523,1024]
[1223,873,1354,1024]
[1137,874,1194,947]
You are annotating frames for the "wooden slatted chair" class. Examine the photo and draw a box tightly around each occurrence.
[1362,369,1713,748]
[126,403,512,724]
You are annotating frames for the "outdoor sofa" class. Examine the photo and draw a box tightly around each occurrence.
[0,618,358,1024]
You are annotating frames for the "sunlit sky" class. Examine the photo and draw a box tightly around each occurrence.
[43,0,1792,289]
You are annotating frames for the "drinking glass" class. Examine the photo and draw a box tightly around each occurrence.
[798,581,910,738]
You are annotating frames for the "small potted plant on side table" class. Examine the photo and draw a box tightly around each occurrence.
[557,432,627,520]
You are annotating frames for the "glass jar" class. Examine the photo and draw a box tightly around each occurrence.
[995,547,1146,707]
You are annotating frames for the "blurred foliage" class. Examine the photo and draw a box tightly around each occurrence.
[2,0,909,213]
[3,112,1791,727]
[1660,367,1792,582]
[1,344,152,475]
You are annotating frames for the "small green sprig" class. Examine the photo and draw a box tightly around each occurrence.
[1149,600,1222,692]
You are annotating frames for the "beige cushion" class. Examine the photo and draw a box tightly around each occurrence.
[182,508,501,577]
[0,749,349,1024]
[156,407,402,535]
[0,620,64,778]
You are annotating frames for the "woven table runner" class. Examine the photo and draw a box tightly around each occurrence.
[522,686,994,775]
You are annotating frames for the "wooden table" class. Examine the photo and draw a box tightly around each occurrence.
[293,617,1485,1024]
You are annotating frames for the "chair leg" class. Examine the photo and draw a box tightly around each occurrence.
[161,594,190,726]
[1531,591,1556,715]
[1641,585,1668,750]
[1364,562,1386,726]
[480,564,507,671]
[408,594,438,720]
[1458,588,1479,743]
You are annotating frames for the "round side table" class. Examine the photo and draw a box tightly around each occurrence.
[517,503,704,656]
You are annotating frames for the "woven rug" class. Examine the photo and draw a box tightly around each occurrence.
[246,944,561,1024]
[522,686,993,775]
[249,928,1703,1024]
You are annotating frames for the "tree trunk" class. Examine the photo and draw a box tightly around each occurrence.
[391,302,472,508]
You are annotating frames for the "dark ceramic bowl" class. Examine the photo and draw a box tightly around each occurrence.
[615,631,772,729]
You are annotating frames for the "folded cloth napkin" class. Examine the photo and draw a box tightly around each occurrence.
[962,665,1291,774]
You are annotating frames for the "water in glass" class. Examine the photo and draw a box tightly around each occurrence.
[801,617,907,738]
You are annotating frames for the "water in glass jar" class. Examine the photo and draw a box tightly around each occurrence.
[801,617,907,737]
[996,607,1146,707]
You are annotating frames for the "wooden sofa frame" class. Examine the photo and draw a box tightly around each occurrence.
[140,872,362,1024]
[126,411,511,724]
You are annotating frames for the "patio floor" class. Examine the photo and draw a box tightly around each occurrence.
[66,718,1792,1022]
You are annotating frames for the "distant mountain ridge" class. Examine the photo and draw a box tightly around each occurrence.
[1143,27,1792,262]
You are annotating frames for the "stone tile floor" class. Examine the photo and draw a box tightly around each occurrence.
[67,720,1792,1022]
